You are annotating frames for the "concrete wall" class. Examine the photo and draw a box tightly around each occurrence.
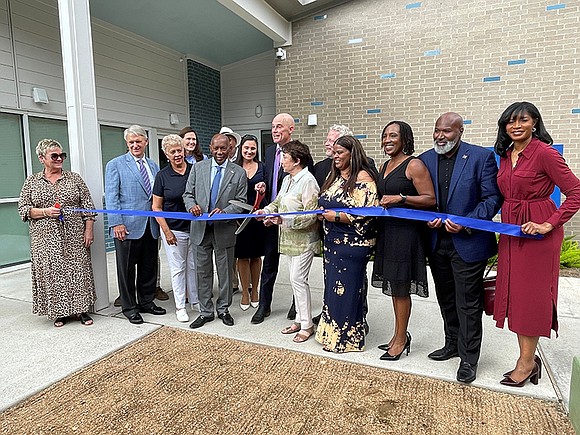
[276,0,580,235]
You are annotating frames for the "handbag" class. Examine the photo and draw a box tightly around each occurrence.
[483,259,497,316]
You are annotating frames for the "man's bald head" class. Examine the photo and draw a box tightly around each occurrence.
[272,113,295,146]
[433,112,464,156]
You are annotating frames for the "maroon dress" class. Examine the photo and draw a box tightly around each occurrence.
[494,138,580,337]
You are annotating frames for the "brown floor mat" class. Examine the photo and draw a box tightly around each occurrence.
[0,327,574,434]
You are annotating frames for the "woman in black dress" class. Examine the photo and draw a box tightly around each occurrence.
[234,135,266,310]
[372,121,435,360]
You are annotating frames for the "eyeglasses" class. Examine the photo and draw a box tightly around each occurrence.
[242,134,258,142]
[47,152,67,161]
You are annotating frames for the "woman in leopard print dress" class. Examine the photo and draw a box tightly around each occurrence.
[18,139,97,327]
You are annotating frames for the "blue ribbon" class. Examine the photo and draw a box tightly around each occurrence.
[69,207,540,239]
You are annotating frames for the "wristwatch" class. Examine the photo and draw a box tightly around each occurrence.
[399,193,407,204]
[335,211,341,222]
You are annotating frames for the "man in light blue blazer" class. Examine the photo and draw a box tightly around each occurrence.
[183,134,247,328]
[105,125,166,324]
[419,112,502,384]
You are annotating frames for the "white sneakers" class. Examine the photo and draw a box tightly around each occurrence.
[176,308,189,323]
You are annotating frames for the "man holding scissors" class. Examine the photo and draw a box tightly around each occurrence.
[183,133,247,328]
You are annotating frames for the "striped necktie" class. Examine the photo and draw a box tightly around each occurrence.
[138,159,152,197]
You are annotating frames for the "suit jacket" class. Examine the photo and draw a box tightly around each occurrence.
[183,159,247,249]
[105,152,160,240]
[419,141,502,263]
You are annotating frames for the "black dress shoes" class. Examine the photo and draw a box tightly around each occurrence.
[428,346,459,361]
[457,362,478,383]
[128,313,144,324]
[140,304,167,315]
[189,315,214,329]
[218,312,234,326]
[251,307,271,324]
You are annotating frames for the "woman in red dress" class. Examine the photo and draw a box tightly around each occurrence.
[494,102,580,387]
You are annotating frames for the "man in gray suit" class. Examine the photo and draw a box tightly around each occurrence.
[183,133,247,328]
[105,125,166,324]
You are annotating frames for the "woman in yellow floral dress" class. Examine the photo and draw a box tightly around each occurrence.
[315,136,378,353]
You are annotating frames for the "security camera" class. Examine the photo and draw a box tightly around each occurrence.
[275,47,286,61]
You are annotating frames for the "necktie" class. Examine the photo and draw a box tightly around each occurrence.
[272,147,281,201]
[138,159,151,197]
[210,166,223,211]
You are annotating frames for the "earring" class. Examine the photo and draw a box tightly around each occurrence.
[532,127,536,133]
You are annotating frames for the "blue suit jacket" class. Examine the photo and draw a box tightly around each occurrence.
[419,141,502,263]
[105,152,160,240]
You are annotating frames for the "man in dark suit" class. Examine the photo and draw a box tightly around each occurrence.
[183,134,247,328]
[419,112,502,384]
[251,113,296,324]
[105,125,166,324]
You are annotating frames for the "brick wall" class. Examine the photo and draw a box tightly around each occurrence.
[276,0,580,235]
[187,59,221,154]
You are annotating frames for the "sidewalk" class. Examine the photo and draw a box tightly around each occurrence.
[1,252,578,415]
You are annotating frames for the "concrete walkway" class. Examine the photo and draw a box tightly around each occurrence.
[1,252,578,415]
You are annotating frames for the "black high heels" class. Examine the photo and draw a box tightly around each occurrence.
[500,361,541,387]
[502,355,542,379]
[379,332,411,361]
[378,331,411,352]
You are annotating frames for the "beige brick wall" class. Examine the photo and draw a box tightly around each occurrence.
[276,0,580,235]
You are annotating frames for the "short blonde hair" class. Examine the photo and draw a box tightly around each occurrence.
[161,134,183,153]
[36,139,62,157]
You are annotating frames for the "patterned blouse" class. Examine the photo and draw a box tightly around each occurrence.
[264,167,321,256]
[319,176,378,247]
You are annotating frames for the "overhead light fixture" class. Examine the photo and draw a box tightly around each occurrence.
[297,0,317,5]
[169,113,179,125]
[32,87,49,104]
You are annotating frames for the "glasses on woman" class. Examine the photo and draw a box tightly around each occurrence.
[242,134,258,142]
[48,152,67,161]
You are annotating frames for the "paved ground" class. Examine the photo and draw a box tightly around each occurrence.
[1,251,578,415]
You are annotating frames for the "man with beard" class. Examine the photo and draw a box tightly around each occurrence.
[419,112,502,384]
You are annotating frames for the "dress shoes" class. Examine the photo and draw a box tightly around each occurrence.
[128,313,144,324]
[251,307,271,324]
[218,312,235,326]
[189,315,215,329]
[503,355,542,379]
[500,362,540,387]
[457,362,478,384]
[155,286,169,301]
[140,304,166,315]
[428,346,459,361]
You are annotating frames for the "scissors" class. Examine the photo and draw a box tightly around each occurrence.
[230,191,265,235]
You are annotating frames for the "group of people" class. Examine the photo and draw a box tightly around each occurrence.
[18,102,580,388]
